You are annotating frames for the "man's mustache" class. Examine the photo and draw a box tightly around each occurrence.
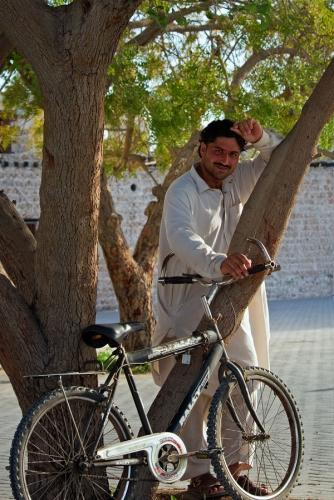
[213,162,230,168]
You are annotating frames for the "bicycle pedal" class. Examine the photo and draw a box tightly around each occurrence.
[195,448,222,459]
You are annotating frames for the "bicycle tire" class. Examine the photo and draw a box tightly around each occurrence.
[207,367,303,500]
[10,386,136,500]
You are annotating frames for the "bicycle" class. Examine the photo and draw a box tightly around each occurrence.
[10,238,303,500]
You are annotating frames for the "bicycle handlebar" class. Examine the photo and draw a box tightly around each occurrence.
[158,276,199,284]
[158,239,280,286]
[248,261,281,274]
[158,261,281,286]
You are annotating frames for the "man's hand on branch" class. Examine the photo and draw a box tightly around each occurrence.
[231,118,263,144]
[220,253,252,279]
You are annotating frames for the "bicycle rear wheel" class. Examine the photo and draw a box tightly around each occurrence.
[10,386,136,500]
[207,367,303,500]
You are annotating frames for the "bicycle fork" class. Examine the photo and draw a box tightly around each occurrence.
[224,361,269,439]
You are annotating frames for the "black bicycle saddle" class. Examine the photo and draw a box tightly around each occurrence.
[82,322,145,348]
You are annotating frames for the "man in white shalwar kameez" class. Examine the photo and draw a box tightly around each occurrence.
[152,118,281,497]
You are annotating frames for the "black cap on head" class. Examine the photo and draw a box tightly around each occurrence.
[199,119,246,151]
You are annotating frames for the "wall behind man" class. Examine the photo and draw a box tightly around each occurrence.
[0,156,333,309]
[266,165,334,299]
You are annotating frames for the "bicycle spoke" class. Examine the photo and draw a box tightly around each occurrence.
[82,474,113,498]
[12,389,135,500]
[208,368,303,499]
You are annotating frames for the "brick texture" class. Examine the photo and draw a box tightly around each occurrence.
[0,154,333,309]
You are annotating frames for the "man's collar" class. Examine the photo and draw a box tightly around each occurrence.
[190,165,210,193]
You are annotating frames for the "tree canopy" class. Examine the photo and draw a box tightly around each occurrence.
[1,0,334,172]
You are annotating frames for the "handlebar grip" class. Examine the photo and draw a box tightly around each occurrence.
[248,263,269,275]
[248,261,280,275]
[158,276,198,284]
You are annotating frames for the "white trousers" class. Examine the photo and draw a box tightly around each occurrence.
[152,296,270,479]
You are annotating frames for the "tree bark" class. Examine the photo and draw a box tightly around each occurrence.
[34,70,106,372]
[0,275,46,413]
[99,168,154,349]
[131,56,334,499]
[0,191,36,304]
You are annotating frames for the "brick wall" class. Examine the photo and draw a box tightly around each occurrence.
[266,166,334,299]
[0,155,333,310]
[0,158,161,311]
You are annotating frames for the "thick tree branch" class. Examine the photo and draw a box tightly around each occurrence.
[164,22,224,34]
[64,0,143,67]
[0,1,57,72]
[0,275,46,413]
[0,191,36,305]
[99,168,141,287]
[128,0,220,46]
[129,0,219,29]
[99,168,153,348]
[0,1,142,85]
[133,131,199,273]
[231,47,307,90]
[128,21,161,47]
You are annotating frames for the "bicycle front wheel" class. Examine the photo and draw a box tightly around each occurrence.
[10,387,136,500]
[207,367,303,500]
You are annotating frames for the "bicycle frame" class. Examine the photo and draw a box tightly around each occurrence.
[26,280,267,478]
[95,280,266,462]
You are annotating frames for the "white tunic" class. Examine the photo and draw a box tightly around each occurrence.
[153,130,282,367]
[152,130,282,477]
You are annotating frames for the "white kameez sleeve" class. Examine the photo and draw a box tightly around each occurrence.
[236,130,283,204]
[163,187,226,278]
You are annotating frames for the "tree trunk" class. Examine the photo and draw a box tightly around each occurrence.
[0,2,142,498]
[131,56,334,499]
[34,73,105,373]
[0,0,143,408]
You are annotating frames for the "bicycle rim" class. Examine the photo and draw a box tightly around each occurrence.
[207,367,303,500]
[11,387,135,500]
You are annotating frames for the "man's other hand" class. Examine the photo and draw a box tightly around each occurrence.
[231,118,263,144]
[220,253,252,279]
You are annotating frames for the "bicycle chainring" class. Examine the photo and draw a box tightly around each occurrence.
[148,435,187,483]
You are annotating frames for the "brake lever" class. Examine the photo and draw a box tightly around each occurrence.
[246,237,280,274]
[247,237,272,261]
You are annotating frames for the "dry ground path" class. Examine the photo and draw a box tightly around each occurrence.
[1,297,333,499]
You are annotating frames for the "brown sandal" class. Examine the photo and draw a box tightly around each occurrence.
[185,473,226,499]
